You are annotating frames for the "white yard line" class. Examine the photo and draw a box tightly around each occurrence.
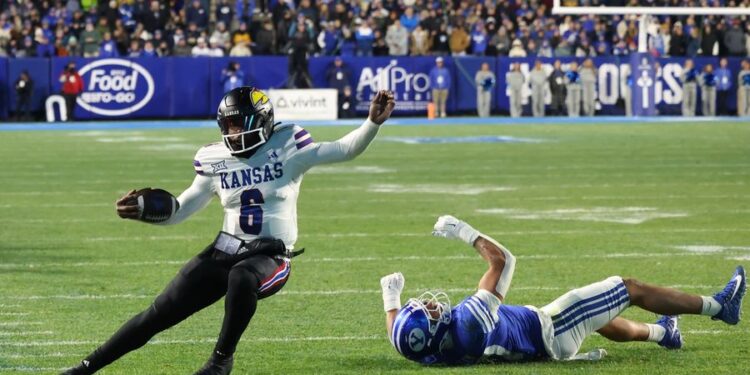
[0,252,722,270]
[0,335,382,347]
[0,322,42,326]
[4,284,718,301]
[67,228,750,243]
[0,331,53,337]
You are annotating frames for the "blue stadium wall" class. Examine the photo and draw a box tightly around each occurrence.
[0,56,743,120]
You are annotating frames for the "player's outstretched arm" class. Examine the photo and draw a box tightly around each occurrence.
[288,90,395,171]
[380,272,405,340]
[432,215,516,301]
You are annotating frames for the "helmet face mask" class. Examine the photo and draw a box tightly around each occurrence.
[216,87,274,157]
[391,291,452,362]
[219,114,268,154]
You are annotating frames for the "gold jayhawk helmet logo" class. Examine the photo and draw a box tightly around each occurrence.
[251,90,269,107]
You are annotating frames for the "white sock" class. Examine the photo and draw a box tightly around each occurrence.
[701,296,722,316]
[646,323,666,342]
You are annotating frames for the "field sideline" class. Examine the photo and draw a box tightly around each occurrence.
[0,120,748,374]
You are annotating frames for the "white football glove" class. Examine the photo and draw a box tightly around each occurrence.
[380,272,405,312]
[432,215,480,245]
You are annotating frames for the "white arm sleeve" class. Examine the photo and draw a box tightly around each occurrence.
[288,119,380,174]
[156,174,214,225]
[474,289,501,320]
[480,232,517,299]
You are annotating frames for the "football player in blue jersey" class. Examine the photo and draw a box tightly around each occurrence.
[380,215,746,365]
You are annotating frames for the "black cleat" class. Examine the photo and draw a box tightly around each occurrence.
[59,361,93,375]
[194,351,234,375]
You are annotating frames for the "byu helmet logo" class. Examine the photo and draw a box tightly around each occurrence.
[408,328,426,352]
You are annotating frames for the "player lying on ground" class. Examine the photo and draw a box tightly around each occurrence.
[380,215,746,364]
[61,88,395,375]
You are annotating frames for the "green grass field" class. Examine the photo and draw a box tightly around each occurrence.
[0,120,748,374]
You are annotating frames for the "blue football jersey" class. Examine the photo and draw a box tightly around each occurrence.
[423,293,547,365]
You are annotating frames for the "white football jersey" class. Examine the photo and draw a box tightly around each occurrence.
[161,120,380,249]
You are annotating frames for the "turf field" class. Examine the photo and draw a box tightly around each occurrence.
[0,120,748,374]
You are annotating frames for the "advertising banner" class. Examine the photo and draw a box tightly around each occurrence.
[1,56,745,119]
[267,89,339,120]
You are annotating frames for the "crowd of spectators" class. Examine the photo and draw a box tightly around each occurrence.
[1,0,750,59]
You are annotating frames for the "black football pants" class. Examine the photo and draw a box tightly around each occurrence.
[81,243,290,372]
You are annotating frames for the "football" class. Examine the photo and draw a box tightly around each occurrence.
[133,188,180,223]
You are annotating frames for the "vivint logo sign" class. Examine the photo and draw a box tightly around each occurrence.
[77,59,155,116]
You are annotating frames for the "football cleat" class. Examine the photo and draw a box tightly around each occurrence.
[194,351,234,375]
[655,315,683,349]
[59,362,92,375]
[711,266,746,325]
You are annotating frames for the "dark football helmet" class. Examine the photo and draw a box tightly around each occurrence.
[217,87,275,157]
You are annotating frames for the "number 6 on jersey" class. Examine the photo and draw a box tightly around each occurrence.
[240,189,264,235]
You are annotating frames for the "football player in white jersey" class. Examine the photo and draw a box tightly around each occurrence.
[380,215,746,365]
[61,87,395,375]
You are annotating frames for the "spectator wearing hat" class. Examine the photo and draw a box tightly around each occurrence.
[208,36,225,56]
[509,39,527,57]
[191,37,212,56]
[475,62,495,117]
[430,57,451,118]
[326,57,352,94]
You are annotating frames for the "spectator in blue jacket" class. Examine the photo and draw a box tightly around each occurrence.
[99,32,119,57]
[715,58,732,115]
[35,35,55,57]
[430,56,451,118]
[399,7,419,33]
[471,21,488,56]
[222,61,245,93]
